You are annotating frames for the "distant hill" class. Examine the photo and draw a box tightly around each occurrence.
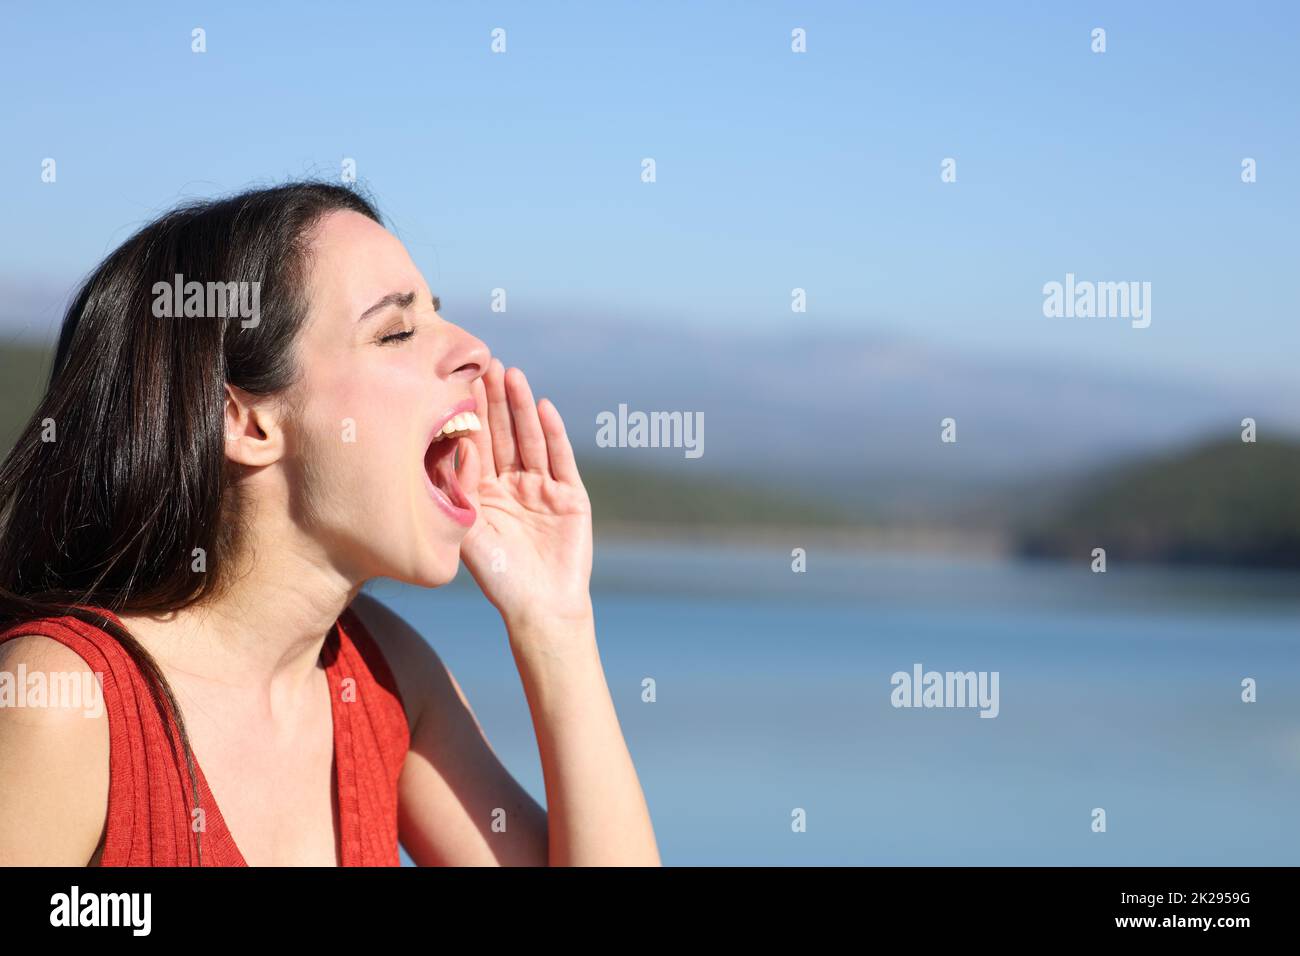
[7,335,1298,562]
[10,301,1300,491]
[1016,438,1300,568]
[579,461,850,529]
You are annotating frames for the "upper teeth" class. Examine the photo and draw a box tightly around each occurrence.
[436,411,482,440]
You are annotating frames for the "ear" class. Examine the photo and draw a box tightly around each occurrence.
[224,383,284,467]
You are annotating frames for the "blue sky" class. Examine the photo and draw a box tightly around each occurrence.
[2,1,1296,387]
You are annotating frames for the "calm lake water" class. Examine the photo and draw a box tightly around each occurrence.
[366,541,1300,866]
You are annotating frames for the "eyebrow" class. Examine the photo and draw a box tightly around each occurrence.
[358,290,417,323]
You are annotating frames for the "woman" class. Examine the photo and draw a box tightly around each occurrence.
[0,182,660,866]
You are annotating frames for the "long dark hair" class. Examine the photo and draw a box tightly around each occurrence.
[0,181,383,864]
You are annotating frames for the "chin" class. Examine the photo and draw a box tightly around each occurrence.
[402,544,464,589]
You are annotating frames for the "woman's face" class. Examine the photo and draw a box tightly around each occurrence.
[280,209,491,587]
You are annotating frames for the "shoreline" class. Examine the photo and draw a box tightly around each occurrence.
[592,520,1010,556]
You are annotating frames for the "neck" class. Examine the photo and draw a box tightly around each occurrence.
[119,507,365,701]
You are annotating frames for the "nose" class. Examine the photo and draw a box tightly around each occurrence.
[437,319,491,385]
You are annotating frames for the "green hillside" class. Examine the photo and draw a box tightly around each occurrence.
[0,342,53,449]
[578,462,849,528]
[1016,438,1300,568]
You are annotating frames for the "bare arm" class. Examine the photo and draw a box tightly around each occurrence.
[352,592,659,867]
[507,610,661,866]
[0,635,109,866]
[348,593,549,865]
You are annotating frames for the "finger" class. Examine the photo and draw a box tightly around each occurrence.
[484,357,518,473]
[537,397,580,484]
[468,374,496,478]
[504,366,549,474]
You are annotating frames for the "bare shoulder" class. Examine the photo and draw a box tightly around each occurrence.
[0,634,110,865]
[0,633,107,724]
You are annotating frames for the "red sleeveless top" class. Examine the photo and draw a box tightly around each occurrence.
[0,605,410,866]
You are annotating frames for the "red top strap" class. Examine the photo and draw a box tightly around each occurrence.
[0,605,409,866]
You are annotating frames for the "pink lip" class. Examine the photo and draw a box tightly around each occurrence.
[424,470,476,527]
[423,397,478,528]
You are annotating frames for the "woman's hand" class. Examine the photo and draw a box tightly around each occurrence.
[457,358,594,636]
[454,361,660,868]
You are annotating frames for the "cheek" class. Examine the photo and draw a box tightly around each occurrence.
[301,380,420,514]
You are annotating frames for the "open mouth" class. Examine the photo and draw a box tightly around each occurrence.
[423,410,482,528]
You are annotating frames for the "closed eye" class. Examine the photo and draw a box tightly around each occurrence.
[379,328,416,345]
